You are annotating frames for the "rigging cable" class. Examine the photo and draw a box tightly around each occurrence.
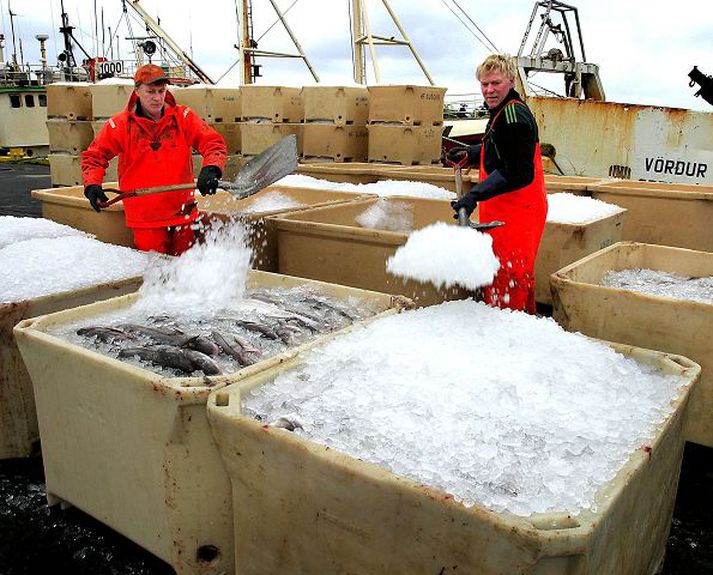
[451,0,499,53]
[438,0,495,54]
[255,0,300,43]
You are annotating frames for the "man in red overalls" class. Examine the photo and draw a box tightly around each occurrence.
[81,64,227,255]
[449,54,548,314]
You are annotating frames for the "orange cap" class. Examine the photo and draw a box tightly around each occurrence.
[134,64,169,86]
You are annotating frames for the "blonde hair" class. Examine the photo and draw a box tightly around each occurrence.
[476,54,517,81]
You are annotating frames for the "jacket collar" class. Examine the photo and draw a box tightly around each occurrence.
[487,88,523,118]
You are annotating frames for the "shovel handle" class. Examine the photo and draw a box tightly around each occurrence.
[96,183,196,209]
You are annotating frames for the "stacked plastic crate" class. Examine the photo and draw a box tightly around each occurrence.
[240,85,303,158]
[366,85,446,165]
[46,83,95,186]
[301,86,369,163]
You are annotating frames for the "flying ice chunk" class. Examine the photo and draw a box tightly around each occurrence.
[0,216,87,249]
[0,236,149,303]
[386,222,499,290]
[240,191,306,214]
[546,193,625,224]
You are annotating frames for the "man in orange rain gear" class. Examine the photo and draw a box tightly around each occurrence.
[81,64,227,255]
[448,54,547,314]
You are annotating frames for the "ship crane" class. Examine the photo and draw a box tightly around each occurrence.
[516,0,604,100]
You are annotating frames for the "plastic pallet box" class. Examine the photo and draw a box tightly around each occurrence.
[202,185,372,271]
[373,164,479,193]
[31,183,132,247]
[544,175,603,196]
[240,86,303,123]
[206,341,699,575]
[46,82,93,120]
[296,162,381,184]
[551,241,713,447]
[46,119,95,154]
[240,122,302,157]
[48,153,118,187]
[367,124,443,166]
[301,124,368,162]
[590,180,713,251]
[89,82,134,119]
[13,271,410,575]
[302,86,369,125]
[536,206,627,305]
[367,85,446,126]
[173,86,241,122]
[207,121,241,154]
[270,196,475,306]
[1,276,143,459]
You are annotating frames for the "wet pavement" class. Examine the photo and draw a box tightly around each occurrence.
[1,162,712,574]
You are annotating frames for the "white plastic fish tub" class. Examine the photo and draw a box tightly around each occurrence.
[590,180,713,251]
[551,241,713,448]
[270,196,475,307]
[537,208,627,305]
[206,341,699,575]
[1,276,143,459]
[202,185,374,271]
[13,270,409,575]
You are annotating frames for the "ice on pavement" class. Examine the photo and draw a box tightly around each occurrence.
[0,236,149,303]
[276,174,456,200]
[546,193,624,224]
[355,199,414,232]
[240,191,307,214]
[244,300,689,516]
[0,215,87,249]
[602,268,713,305]
[386,222,499,290]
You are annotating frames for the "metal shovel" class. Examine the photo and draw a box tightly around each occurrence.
[97,134,299,208]
[446,154,504,232]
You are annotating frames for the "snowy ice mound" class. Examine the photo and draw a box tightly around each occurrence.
[240,191,306,214]
[0,236,149,303]
[355,199,414,232]
[386,222,499,290]
[244,300,690,517]
[276,174,456,200]
[0,216,87,249]
[546,193,625,224]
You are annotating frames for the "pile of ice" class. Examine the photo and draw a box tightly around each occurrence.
[1,235,150,303]
[355,199,414,232]
[386,222,499,290]
[244,300,689,516]
[602,268,713,305]
[0,215,87,249]
[276,174,456,200]
[136,220,253,316]
[546,193,624,224]
[240,191,307,214]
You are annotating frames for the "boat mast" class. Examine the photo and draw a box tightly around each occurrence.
[8,2,18,69]
[126,0,214,84]
[235,0,319,84]
[350,0,434,85]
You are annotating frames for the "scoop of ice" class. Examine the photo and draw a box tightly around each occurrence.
[0,236,149,303]
[135,219,253,316]
[0,216,87,249]
[244,300,689,517]
[355,199,414,232]
[240,191,306,214]
[386,222,499,290]
[546,193,624,224]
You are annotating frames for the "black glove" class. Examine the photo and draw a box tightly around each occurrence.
[196,165,222,196]
[450,191,479,219]
[445,144,480,166]
[84,184,109,212]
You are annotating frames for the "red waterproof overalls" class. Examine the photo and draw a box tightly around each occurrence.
[82,92,227,255]
[477,100,547,314]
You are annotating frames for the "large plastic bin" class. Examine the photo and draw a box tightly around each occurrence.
[551,241,713,447]
[31,183,133,247]
[203,185,372,271]
[206,341,698,575]
[590,180,713,251]
[1,277,142,459]
[544,175,602,196]
[536,207,626,305]
[13,270,408,575]
[270,196,475,306]
[296,162,382,184]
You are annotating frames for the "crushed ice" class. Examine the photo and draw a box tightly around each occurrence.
[355,199,414,232]
[546,193,624,224]
[602,268,713,304]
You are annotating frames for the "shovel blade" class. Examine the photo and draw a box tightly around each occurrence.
[221,134,299,199]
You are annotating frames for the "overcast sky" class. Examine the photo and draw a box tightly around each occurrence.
[2,0,712,111]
